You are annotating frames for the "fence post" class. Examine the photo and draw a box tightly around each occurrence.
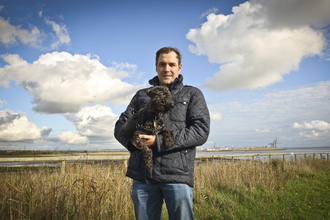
[269,154,271,162]
[328,154,329,161]
[313,154,315,160]
[320,154,322,160]
[61,160,65,175]
[123,159,128,168]
[304,154,307,160]
[283,155,285,161]
[232,157,234,163]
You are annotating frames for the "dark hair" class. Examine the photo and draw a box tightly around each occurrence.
[156,47,182,65]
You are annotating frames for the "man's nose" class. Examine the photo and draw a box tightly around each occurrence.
[165,64,170,71]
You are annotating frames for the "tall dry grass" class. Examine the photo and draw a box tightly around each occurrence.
[0,163,134,219]
[193,157,330,219]
[0,156,329,219]
[195,156,328,193]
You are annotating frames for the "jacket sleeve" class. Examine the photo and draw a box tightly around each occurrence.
[157,88,210,152]
[114,92,139,152]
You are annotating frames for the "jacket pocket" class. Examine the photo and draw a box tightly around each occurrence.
[170,97,189,122]
[127,151,142,171]
[181,149,188,171]
[157,151,189,175]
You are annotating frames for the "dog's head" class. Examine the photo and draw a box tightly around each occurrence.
[146,86,174,114]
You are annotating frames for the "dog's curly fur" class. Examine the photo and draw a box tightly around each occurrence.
[121,86,175,169]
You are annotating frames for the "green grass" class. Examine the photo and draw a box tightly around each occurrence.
[193,159,330,220]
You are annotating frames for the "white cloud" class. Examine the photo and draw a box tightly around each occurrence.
[255,128,271,133]
[0,109,51,142]
[293,120,330,131]
[57,131,88,145]
[186,0,329,92]
[0,13,70,49]
[63,104,118,139]
[111,61,137,78]
[0,100,6,108]
[44,17,70,49]
[210,111,223,121]
[206,140,214,145]
[298,130,329,139]
[0,6,4,11]
[200,7,219,19]
[0,16,43,47]
[255,0,330,28]
[293,120,330,139]
[207,80,330,147]
[0,52,145,113]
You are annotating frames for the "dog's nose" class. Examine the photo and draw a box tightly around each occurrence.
[161,99,166,104]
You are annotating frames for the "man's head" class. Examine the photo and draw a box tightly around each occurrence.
[156,47,182,87]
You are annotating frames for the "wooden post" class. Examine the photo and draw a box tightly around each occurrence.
[327,154,329,161]
[320,154,322,160]
[313,154,315,160]
[304,154,307,160]
[294,154,297,162]
[123,159,128,168]
[61,161,65,175]
[232,157,234,163]
[269,154,271,162]
[283,155,285,161]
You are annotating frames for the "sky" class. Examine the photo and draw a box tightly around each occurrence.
[0,0,329,151]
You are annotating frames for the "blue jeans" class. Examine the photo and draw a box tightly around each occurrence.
[131,180,194,220]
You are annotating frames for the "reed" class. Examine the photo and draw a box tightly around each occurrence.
[0,163,134,219]
[0,157,329,219]
[193,157,330,219]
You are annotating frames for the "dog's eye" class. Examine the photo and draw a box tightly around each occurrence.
[161,99,165,104]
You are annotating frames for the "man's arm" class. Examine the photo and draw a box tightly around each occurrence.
[114,93,140,152]
[156,88,210,152]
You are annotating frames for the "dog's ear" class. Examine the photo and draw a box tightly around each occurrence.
[146,88,152,97]
[146,87,158,98]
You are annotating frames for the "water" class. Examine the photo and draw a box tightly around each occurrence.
[196,146,330,162]
[1,146,329,167]
[196,146,330,156]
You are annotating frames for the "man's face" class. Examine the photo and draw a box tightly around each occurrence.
[156,51,182,86]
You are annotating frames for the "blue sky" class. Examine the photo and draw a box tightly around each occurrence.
[0,0,329,151]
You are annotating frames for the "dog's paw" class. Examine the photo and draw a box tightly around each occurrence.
[142,147,153,169]
[163,129,175,149]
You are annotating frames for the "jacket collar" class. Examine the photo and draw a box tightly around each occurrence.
[149,74,184,92]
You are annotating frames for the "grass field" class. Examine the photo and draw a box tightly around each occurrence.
[0,157,329,219]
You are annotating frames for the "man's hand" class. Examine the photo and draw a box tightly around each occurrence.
[131,134,157,149]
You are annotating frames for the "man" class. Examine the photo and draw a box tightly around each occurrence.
[114,47,210,220]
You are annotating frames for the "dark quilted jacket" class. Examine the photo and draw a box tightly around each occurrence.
[114,75,210,187]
